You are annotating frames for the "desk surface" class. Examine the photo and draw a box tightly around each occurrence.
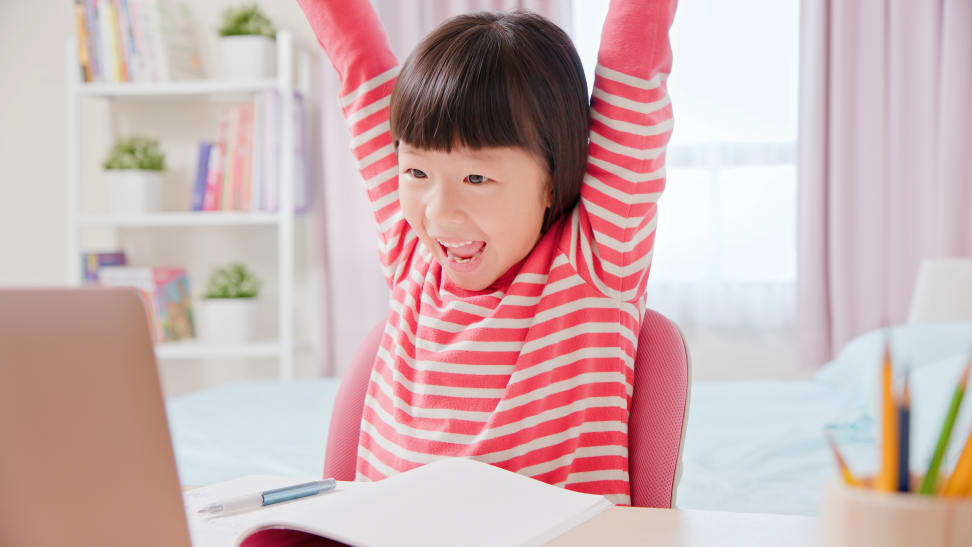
[547,506,820,547]
[183,486,820,546]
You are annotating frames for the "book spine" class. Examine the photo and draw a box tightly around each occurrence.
[265,91,279,212]
[126,0,146,80]
[190,142,211,211]
[251,95,263,213]
[97,0,119,82]
[110,0,129,81]
[145,0,168,80]
[221,106,239,211]
[231,105,248,211]
[81,251,127,285]
[239,102,254,212]
[84,0,101,80]
[203,111,228,211]
[73,1,92,82]
[119,0,141,81]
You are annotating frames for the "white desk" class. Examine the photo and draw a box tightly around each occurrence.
[546,507,820,546]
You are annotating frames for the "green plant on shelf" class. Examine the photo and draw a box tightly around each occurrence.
[102,136,165,171]
[218,4,276,39]
[203,263,262,299]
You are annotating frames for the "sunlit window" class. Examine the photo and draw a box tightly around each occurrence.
[571,0,798,328]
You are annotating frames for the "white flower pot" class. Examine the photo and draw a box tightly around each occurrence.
[106,170,163,214]
[196,298,259,345]
[220,35,276,80]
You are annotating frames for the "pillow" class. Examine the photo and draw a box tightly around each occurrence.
[815,323,972,473]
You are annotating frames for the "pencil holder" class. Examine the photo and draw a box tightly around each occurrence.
[822,479,972,547]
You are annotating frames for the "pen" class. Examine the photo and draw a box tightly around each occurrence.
[896,368,911,493]
[197,479,338,516]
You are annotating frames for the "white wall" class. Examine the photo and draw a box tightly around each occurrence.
[0,2,72,284]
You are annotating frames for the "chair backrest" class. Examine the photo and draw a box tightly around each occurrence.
[323,309,691,508]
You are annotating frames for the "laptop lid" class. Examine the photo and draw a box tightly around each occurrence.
[0,287,191,547]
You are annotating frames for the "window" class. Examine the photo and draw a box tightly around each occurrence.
[571,0,799,329]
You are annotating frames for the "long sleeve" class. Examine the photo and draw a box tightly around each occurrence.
[297,0,413,286]
[562,0,676,302]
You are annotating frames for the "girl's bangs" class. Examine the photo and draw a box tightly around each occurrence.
[390,29,541,157]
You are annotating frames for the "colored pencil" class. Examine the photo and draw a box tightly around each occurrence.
[943,427,972,497]
[826,431,862,487]
[919,360,970,495]
[878,341,898,492]
[897,370,911,492]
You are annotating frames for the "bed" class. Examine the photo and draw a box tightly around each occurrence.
[166,323,972,515]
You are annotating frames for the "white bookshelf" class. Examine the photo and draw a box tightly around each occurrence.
[65,31,309,381]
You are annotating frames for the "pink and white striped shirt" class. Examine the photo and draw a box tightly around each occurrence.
[299,0,675,505]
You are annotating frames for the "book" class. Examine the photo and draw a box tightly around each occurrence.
[188,92,311,213]
[73,0,93,81]
[221,105,240,211]
[190,141,212,211]
[81,250,127,284]
[202,121,225,212]
[238,102,254,212]
[97,266,195,342]
[185,457,613,547]
[72,0,201,82]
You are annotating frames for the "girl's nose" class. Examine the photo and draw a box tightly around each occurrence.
[425,182,466,225]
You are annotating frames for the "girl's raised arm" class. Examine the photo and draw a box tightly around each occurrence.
[565,0,676,302]
[298,0,412,286]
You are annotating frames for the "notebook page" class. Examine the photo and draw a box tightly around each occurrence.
[184,475,363,546]
[235,458,615,547]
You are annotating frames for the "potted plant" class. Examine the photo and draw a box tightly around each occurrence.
[103,136,166,214]
[218,4,276,81]
[196,263,262,344]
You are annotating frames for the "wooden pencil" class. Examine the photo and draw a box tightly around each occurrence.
[920,360,970,495]
[826,431,862,487]
[942,429,972,497]
[878,341,898,492]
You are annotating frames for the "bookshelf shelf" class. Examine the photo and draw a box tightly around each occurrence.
[77,79,279,99]
[78,212,282,228]
[155,340,281,360]
[67,31,309,381]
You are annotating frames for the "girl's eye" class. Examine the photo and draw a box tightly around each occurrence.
[465,174,489,185]
[406,168,427,179]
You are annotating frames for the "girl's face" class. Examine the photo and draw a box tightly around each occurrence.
[398,141,550,291]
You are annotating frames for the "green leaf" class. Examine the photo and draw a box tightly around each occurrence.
[203,262,262,299]
[103,136,165,171]
[218,4,276,39]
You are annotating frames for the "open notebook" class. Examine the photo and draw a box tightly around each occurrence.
[185,458,614,547]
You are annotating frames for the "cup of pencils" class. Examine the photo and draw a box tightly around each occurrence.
[822,343,972,547]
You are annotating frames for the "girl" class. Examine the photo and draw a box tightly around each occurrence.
[298,0,675,505]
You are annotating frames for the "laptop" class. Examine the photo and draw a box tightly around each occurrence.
[0,288,192,547]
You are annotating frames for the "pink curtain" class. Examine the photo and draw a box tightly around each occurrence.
[797,0,972,368]
[314,1,571,376]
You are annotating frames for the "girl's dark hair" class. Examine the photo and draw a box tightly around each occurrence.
[390,9,589,233]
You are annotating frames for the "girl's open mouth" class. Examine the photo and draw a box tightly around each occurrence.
[437,239,487,271]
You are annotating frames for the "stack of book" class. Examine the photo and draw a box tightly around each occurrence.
[82,251,195,343]
[72,0,203,83]
[190,92,311,213]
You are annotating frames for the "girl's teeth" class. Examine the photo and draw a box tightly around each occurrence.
[439,240,473,247]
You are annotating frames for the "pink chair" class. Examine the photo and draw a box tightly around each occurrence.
[322,308,691,508]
